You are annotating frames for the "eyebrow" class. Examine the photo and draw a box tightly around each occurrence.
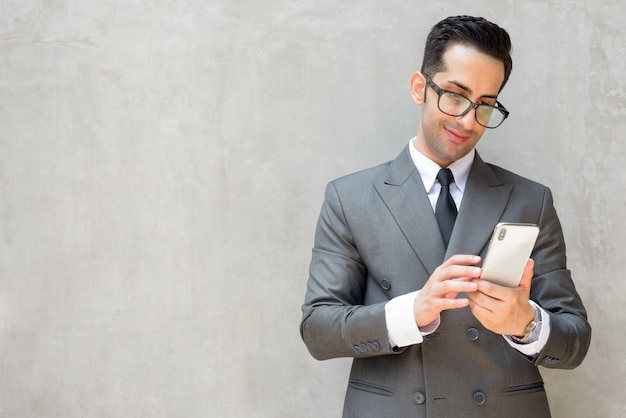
[447,80,499,100]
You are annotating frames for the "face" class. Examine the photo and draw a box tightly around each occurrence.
[410,44,505,167]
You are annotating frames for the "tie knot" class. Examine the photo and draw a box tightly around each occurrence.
[437,168,454,187]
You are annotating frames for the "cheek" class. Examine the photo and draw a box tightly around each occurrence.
[421,103,442,127]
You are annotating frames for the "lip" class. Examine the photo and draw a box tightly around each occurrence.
[444,126,471,144]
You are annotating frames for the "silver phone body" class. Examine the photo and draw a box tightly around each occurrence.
[480,223,540,287]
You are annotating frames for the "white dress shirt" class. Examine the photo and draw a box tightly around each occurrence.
[384,138,550,356]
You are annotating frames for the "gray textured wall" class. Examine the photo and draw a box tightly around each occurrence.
[0,1,624,417]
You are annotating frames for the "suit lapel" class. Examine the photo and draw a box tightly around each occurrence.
[446,153,513,258]
[374,146,446,275]
[374,147,513,272]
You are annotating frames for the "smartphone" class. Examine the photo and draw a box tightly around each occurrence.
[480,223,540,288]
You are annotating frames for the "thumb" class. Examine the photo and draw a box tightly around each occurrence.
[518,258,535,290]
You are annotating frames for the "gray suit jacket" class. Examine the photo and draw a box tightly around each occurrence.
[300,146,591,418]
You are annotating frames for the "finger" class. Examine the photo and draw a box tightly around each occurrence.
[435,296,471,311]
[518,258,535,290]
[475,277,519,300]
[466,289,490,309]
[434,265,483,283]
[440,278,479,295]
[444,254,482,267]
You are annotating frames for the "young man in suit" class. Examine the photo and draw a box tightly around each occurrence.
[300,15,591,417]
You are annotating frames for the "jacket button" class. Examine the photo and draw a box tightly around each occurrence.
[413,392,426,405]
[380,279,391,290]
[467,327,480,341]
[473,391,486,406]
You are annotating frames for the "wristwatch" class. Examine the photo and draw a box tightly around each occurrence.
[511,305,541,344]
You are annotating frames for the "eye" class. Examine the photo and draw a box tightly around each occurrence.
[479,99,497,107]
[476,105,495,119]
[442,91,467,109]
[448,92,464,105]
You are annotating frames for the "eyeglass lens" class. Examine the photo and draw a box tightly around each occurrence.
[439,92,504,128]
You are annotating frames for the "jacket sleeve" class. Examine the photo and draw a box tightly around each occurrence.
[300,182,399,360]
[529,187,592,369]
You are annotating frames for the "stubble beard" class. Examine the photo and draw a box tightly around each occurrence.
[421,118,478,166]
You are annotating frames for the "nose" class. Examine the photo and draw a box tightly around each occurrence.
[456,106,478,130]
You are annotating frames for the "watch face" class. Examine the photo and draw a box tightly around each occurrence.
[512,320,537,343]
[525,321,537,338]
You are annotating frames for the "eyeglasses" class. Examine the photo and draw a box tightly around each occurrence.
[424,75,510,129]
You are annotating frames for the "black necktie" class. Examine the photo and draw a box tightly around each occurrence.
[435,168,457,247]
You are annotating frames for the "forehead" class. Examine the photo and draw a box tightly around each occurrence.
[437,44,505,96]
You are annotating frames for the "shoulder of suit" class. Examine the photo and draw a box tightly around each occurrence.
[329,159,395,187]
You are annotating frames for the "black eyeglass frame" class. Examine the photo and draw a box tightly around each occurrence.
[423,74,510,129]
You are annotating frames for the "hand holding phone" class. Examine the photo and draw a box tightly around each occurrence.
[480,223,539,288]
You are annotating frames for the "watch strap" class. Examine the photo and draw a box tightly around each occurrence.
[510,305,541,344]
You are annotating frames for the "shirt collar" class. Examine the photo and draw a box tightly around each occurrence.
[408,137,474,193]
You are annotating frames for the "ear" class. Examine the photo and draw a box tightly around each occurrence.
[410,72,427,105]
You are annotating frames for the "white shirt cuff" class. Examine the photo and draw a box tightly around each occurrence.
[385,290,440,348]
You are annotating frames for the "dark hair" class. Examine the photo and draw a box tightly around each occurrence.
[421,16,513,91]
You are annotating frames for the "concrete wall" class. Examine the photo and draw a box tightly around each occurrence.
[0,1,623,417]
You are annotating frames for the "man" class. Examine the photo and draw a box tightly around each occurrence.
[300,15,591,417]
